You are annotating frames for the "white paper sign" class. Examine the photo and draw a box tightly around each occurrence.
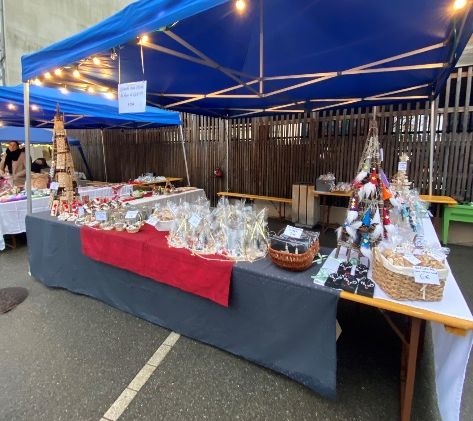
[125,210,139,220]
[323,257,342,274]
[95,211,108,222]
[398,161,408,171]
[118,80,147,114]
[404,254,421,265]
[50,182,59,191]
[283,225,303,239]
[413,248,423,256]
[188,214,202,228]
[413,266,440,285]
[415,235,425,247]
[78,207,85,217]
[430,251,446,262]
[146,216,159,227]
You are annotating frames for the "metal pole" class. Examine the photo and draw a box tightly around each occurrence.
[23,82,32,214]
[100,129,108,182]
[179,120,191,186]
[225,118,229,192]
[259,0,264,95]
[429,99,436,196]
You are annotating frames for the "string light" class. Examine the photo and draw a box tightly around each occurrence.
[235,0,247,12]
[33,78,42,86]
[0,122,3,127]
[59,86,69,94]
[92,57,101,65]
[7,103,16,110]
[54,68,62,76]
[31,104,39,111]
[87,86,95,94]
[453,0,467,10]
[139,34,149,44]
[44,72,52,79]
[104,92,115,100]
[73,69,81,78]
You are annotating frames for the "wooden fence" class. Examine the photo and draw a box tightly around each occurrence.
[71,66,473,203]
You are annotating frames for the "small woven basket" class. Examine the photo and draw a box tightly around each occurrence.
[269,241,320,271]
[372,248,446,301]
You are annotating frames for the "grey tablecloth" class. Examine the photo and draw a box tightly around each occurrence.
[26,212,340,399]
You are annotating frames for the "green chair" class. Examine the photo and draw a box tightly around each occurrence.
[442,204,473,245]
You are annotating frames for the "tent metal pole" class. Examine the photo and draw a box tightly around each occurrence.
[23,81,32,214]
[259,0,264,95]
[179,119,191,186]
[226,118,229,192]
[100,129,108,182]
[429,99,436,196]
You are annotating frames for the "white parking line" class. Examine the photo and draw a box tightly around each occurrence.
[101,332,181,421]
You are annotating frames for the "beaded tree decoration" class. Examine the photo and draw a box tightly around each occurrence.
[336,119,396,260]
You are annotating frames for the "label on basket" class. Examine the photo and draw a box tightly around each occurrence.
[283,225,303,239]
[78,207,85,217]
[95,211,108,222]
[430,251,445,262]
[50,182,59,191]
[414,235,425,247]
[403,254,421,265]
[413,266,440,285]
[398,161,407,171]
[146,216,159,227]
[188,214,202,228]
[125,210,139,220]
[413,248,423,255]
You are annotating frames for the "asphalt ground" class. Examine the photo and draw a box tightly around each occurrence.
[0,227,471,421]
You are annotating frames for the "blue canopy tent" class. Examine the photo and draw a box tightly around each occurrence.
[20,0,473,204]
[0,126,92,180]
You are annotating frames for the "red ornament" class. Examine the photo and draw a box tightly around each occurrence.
[383,208,391,225]
[370,170,379,186]
[214,167,223,178]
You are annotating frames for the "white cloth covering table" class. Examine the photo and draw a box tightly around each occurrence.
[125,188,206,208]
[77,185,133,201]
[0,196,50,250]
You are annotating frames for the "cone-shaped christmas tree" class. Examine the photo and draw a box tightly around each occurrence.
[336,119,395,260]
[49,106,76,212]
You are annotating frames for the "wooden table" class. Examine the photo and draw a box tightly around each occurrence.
[419,195,458,206]
[442,204,473,244]
[311,190,352,232]
[132,177,184,190]
[217,192,292,218]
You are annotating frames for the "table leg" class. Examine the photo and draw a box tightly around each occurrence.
[400,317,422,421]
[442,207,450,245]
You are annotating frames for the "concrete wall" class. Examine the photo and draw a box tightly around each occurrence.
[3,0,133,85]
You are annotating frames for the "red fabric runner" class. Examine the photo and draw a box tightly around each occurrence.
[80,225,234,306]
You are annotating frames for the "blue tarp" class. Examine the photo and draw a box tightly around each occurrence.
[0,126,80,146]
[21,0,473,117]
[0,85,181,128]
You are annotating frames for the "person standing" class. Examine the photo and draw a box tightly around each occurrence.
[0,142,26,187]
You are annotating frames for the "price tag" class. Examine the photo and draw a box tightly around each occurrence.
[125,210,139,220]
[413,248,423,255]
[78,207,85,217]
[50,182,59,191]
[414,235,425,247]
[430,251,445,262]
[403,254,421,265]
[283,225,304,239]
[146,216,159,227]
[413,266,440,285]
[188,214,202,228]
[398,161,408,171]
[95,211,108,222]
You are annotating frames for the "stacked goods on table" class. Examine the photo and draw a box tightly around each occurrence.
[132,174,167,184]
[167,198,268,262]
[1,174,48,203]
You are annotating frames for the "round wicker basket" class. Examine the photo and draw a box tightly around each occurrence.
[372,248,445,301]
[269,241,320,271]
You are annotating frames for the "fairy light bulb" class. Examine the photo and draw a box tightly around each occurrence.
[235,0,246,12]
[73,69,81,78]
[33,78,42,86]
[31,104,39,111]
[44,72,52,79]
[139,34,149,44]
[104,92,115,100]
[59,86,69,94]
[0,122,3,127]
[453,0,467,10]
[54,68,62,76]
[7,103,16,110]
[87,86,95,94]
[92,57,101,65]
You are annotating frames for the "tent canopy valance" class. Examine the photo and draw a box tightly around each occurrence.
[0,85,181,128]
[21,0,473,117]
[0,126,80,146]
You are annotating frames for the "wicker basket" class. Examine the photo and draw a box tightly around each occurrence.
[269,241,320,271]
[372,248,446,301]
